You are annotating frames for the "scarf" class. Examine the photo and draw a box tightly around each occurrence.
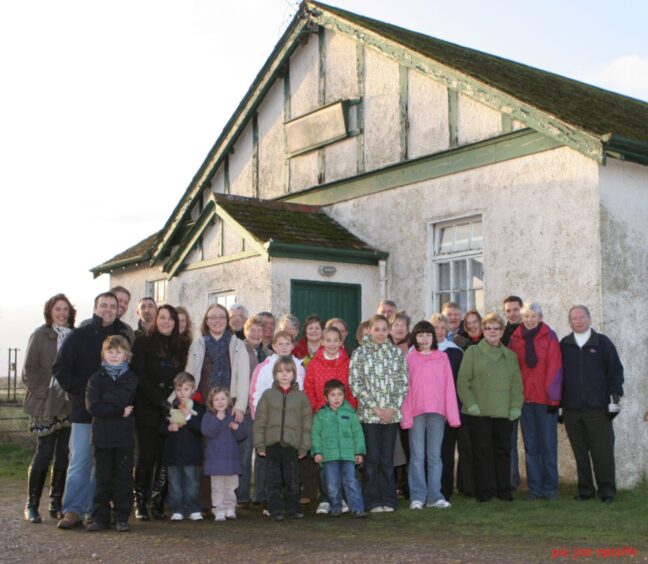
[205,329,232,388]
[52,324,72,351]
[102,361,130,381]
[521,323,542,369]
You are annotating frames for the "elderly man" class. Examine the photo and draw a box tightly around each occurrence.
[560,305,624,503]
[229,304,248,340]
[442,302,463,341]
[134,297,156,339]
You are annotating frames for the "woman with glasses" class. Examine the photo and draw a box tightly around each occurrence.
[457,313,523,502]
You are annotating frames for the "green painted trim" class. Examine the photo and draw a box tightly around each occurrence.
[399,65,409,161]
[209,196,269,257]
[279,128,562,206]
[502,114,513,134]
[311,8,603,163]
[183,250,262,272]
[224,155,230,194]
[90,254,151,278]
[448,88,458,148]
[266,241,388,265]
[252,113,259,198]
[283,64,291,193]
[355,42,365,175]
[602,133,648,165]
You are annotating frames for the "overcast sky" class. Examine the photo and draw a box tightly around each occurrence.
[1,0,647,374]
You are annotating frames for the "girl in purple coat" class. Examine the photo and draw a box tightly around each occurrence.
[201,386,247,521]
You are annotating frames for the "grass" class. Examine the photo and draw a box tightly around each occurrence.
[0,442,33,478]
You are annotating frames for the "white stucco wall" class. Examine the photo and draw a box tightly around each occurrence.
[457,93,503,145]
[599,157,648,487]
[229,121,254,197]
[408,69,449,158]
[324,29,357,103]
[257,78,286,199]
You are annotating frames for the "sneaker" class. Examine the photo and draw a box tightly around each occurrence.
[262,509,271,517]
[429,499,451,509]
[170,513,184,521]
[316,502,330,515]
[214,512,226,522]
[369,506,384,513]
[115,521,130,532]
[381,506,395,512]
[188,512,203,521]
[57,511,82,530]
[341,500,349,513]
[409,501,424,510]
[225,510,237,520]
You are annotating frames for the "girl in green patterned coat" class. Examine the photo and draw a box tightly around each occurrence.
[349,314,408,512]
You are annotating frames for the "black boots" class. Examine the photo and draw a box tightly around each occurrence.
[48,467,67,518]
[24,466,48,524]
[134,489,150,521]
[150,465,167,520]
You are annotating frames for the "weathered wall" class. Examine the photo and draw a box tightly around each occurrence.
[457,93,502,145]
[408,69,449,158]
[599,157,648,487]
[270,257,380,320]
[229,121,254,197]
[257,78,286,199]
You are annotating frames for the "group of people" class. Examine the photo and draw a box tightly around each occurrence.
[21,288,625,531]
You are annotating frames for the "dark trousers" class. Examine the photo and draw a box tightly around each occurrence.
[563,409,616,498]
[455,421,475,496]
[440,423,459,500]
[467,415,512,501]
[266,444,301,516]
[30,426,71,499]
[93,446,134,524]
[362,423,398,510]
[134,424,164,499]
[299,455,319,501]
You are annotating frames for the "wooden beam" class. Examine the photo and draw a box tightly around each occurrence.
[318,25,326,184]
[355,42,365,175]
[283,63,291,193]
[252,113,259,198]
[448,89,458,148]
[399,65,409,161]
[183,250,262,272]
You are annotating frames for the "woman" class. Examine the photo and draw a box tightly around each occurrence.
[457,313,523,502]
[509,303,562,500]
[453,309,483,350]
[292,314,324,367]
[390,311,411,354]
[277,313,300,342]
[176,306,193,346]
[349,314,408,512]
[132,305,189,520]
[22,294,75,523]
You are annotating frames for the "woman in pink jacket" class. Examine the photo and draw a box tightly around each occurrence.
[402,321,461,510]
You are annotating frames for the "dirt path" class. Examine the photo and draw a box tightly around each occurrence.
[0,479,564,563]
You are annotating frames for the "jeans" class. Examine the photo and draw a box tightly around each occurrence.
[408,413,446,504]
[167,465,201,516]
[62,423,96,516]
[93,446,134,524]
[362,423,398,511]
[510,419,520,490]
[322,461,364,513]
[521,403,558,497]
[236,414,254,503]
[266,444,301,516]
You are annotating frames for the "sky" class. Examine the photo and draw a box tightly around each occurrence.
[1,0,647,376]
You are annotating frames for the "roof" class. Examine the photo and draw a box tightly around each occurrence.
[91,231,160,278]
[312,1,648,145]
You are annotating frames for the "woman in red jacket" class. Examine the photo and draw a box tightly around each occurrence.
[509,302,562,500]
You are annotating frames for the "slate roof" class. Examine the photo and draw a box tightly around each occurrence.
[91,231,160,277]
[312,1,648,144]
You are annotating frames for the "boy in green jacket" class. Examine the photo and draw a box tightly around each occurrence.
[311,379,367,517]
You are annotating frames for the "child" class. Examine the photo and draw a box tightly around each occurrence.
[253,356,312,521]
[162,372,205,521]
[349,315,408,513]
[311,379,366,517]
[401,321,460,510]
[201,386,248,521]
[85,335,138,532]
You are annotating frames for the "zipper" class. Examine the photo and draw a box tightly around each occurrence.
[280,391,287,443]
[578,344,583,407]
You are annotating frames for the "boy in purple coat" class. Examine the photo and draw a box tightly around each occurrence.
[201,386,248,521]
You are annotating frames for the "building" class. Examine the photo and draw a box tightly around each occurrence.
[92,1,648,486]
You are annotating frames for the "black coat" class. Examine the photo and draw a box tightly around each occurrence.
[53,315,132,423]
[560,330,624,410]
[161,403,206,466]
[86,367,138,449]
[131,335,185,429]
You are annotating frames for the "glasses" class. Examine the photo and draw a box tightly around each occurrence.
[484,326,502,331]
[207,315,227,321]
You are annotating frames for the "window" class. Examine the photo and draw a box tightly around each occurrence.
[208,290,236,309]
[432,217,484,312]
[147,279,168,305]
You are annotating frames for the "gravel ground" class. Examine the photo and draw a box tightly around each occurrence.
[0,479,568,563]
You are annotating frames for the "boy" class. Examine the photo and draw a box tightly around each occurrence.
[311,379,366,517]
[162,372,206,521]
[85,335,138,532]
[253,356,312,521]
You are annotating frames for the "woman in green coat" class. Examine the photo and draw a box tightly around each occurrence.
[457,313,523,502]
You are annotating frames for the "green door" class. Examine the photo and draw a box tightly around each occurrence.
[290,280,362,351]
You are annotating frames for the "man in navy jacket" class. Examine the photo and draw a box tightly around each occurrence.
[560,305,624,503]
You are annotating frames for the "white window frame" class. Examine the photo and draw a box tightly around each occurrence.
[430,216,484,313]
[146,279,168,305]
[207,290,237,310]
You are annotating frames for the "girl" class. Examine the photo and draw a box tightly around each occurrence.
[349,315,408,513]
[401,321,460,510]
[201,386,247,521]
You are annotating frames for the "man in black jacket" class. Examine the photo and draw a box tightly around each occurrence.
[53,292,132,529]
[560,305,624,503]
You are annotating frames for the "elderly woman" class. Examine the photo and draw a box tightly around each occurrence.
[457,313,523,502]
[390,311,411,354]
[509,303,562,500]
[453,309,483,350]
[22,294,75,523]
[277,313,300,342]
[292,314,324,367]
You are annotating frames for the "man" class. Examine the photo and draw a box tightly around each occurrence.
[377,299,397,321]
[560,305,624,503]
[134,297,157,339]
[53,292,132,529]
[257,311,276,351]
[229,304,248,340]
[501,295,523,347]
[441,302,463,341]
[80,286,134,343]
[501,295,523,491]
